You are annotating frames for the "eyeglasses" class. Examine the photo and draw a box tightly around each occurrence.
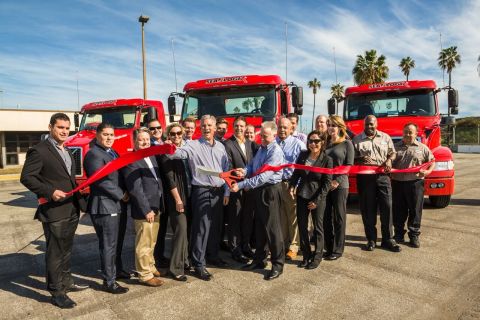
[149,126,162,131]
[308,139,322,144]
[169,131,183,137]
[327,124,338,128]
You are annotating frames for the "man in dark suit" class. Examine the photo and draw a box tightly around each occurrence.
[84,123,129,294]
[224,116,255,263]
[122,128,165,287]
[20,113,88,309]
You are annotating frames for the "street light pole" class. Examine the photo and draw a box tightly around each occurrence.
[139,15,149,100]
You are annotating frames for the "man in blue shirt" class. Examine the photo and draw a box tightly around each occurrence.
[231,121,285,280]
[276,117,306,260]
[171,115,230,281]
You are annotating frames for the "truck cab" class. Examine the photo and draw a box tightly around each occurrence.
[65,98,165,186]
[168,75,303,142]
[331,80,456,208]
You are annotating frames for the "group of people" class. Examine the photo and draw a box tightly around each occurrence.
[20,111,435,309]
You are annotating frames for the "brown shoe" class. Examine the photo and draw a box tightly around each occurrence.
[141,277,164,287]
[152,270,162,277]
[286,250,297,260]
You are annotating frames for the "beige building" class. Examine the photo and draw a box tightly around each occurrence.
[0,109,76,168]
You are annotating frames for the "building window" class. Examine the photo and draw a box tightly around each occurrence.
[5,132,44,166]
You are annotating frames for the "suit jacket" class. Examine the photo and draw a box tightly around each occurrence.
[20,139,86,222]
[84,143,124,215]
[289,150,333,204]
[122,156,164,220]
[224,136,255,170]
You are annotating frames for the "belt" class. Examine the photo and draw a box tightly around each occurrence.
[192,185,223,191]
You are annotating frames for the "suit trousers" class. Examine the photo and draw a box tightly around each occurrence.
[134,215,160,282]
[169,208,190,276]
[227,190,249,254]
[115,201,129,272]
[42,211,79,296]
[191,186,224,268]
[324,188,349,255]
[392,179,424,238]
[297,196,326,262]
[357,174,393,242]
[241,190,255,252]
[154,209,170,262]
[279,181,299,253]
[90,213,119,286]
[253,183,285,271]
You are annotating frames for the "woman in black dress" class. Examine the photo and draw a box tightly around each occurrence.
[289,131,332,269]
[324,115,354,260]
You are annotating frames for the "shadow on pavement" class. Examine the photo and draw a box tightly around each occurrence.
[0,191,37,209]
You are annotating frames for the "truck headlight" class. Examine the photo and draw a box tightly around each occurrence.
[433,161,454,171]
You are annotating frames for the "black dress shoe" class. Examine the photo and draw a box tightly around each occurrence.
[66,283,89,292]
[322,251,332,258]
[208,258,229,268]
[194,268,212,281]
[306,260,320,270]
[324,254,341,261]
[51,294,76,309]
[242,262,267,270]
[409,236,420,248]
[365,240,376,251]
[169,272,188,282]
[116,270,132,280]
[298,260,309,268]
[232,253,249,264]
[264,269,283,280]
[103,281,129,294]
[381,239,402,252]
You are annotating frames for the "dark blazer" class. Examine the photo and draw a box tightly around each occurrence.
[224,136,255,170]
[84,143,124,215]
[122,156,164,220]
[20,139,86,222]
[289,150,333,204]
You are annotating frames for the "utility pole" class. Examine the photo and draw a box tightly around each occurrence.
[76,71,80,109]
[171,38,178,93]
[285,22,288,82]
[139,15,150,100]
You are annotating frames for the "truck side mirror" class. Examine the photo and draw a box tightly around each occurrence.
[74,113,79,131]
[327,98,336,115]
[292,86,303,113]
[144,106,157,124]
[448,89,459,115]
[441,116,456,126]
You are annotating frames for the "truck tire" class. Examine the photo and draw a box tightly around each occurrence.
[429,195,451,208]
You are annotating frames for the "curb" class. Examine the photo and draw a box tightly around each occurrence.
[0,174,20,182]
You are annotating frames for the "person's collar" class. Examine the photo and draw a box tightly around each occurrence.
[403,138,419,146]
[234,135,245,144]
[48,136,64,149]
[200,136,216,146]
[94,141,110,151]
[276,135,291,143]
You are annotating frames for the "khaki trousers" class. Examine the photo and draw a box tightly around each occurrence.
[280,181,299,253]
[134,215,160,282]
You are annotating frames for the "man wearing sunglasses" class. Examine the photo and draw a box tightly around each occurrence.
[148,119,164,145]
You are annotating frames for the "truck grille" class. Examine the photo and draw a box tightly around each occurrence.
[68,147,83,177]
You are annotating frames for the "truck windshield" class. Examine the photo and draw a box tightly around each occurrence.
[345,89,435,120]
[80,106,137,130]
[182,87,276,119]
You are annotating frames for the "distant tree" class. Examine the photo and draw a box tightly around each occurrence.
[399,56,416,81]
[438,46,461,88]
[308,78,321,130]
[330,83,345,114]
[242,98,253,112]
[352,49,389,85]
[233,106,240,113]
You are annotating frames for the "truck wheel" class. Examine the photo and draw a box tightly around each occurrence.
[429,195,451,208]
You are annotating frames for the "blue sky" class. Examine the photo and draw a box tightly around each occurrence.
[1,0,479,130]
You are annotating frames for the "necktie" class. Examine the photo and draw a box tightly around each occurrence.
[107,149,117,159]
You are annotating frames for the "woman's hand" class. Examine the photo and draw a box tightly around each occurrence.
[330,180,339,191]
[176,201,184,213]
[307,201,317,210]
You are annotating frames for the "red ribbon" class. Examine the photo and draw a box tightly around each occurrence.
[38,144,177,205]
[253,161,434,176]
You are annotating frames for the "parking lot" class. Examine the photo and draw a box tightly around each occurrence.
[0,153,479,320]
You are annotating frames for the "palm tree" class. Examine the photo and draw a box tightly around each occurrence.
[242,98,253,112]
[438,46,461,88]
[330,83,345,114]
[308,78,321,130]
[352,49,389,85]
[399,56,415,81]
[233,106,240,113]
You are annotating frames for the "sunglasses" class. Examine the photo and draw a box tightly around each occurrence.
[169,131,183,136]
[308,139,322,144]
[149,126,162,131]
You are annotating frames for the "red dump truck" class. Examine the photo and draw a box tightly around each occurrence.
[329,80,458,208]
[167,75,304,142]
[65,98,166,186]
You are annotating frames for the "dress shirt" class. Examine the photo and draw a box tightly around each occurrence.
[235,136,247,157]
[352,130,395,166]
[292,131,307,144]
[276,135,306,180]
[144,156,159,181]
[392,140,434,181]
[237,141,285,190]
[171,138,230,195]
[48,137,72,175]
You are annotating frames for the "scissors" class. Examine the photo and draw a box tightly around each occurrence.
[196,166,243,188]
